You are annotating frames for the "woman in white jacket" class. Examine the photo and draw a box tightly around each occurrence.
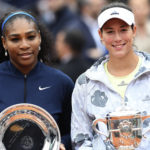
[71,2,150,150]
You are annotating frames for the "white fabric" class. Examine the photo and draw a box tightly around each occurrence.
[71,51,150,150]
[98,7,135,28]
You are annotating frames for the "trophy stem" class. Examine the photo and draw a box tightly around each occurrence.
[104,140,116,150]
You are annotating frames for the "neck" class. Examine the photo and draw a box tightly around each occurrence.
[21,66,35,75]
[11,60,38,75]
[107,52,139,76]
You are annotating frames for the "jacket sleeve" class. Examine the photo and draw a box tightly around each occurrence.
[71,74,94,150]
[59,77,74,150]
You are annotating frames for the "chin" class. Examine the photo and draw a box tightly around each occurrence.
[112,52,127,59]
[20,60,36,67]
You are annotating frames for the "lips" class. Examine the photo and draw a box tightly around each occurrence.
[112,43,126,50]
[19,52,33,59]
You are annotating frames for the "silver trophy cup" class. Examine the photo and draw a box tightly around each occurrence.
[0,103,61,150]
[92,106,150,150]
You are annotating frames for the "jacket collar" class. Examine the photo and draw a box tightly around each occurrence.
[7,61,41,77]
[85,51,150,83]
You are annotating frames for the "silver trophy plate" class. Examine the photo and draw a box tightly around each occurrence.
[0,103,61,150]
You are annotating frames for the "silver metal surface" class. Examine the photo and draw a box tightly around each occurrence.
[0,103,61,150]
[92,106,150,150]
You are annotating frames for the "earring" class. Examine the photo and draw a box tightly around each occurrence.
[39,46,41,51]
[100,39,103,44]
[5,50,8,56]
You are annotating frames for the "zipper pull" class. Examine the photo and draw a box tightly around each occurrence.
[24,74,27,78]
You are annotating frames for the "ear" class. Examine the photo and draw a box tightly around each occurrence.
[132,25,136,38]
[1,36,7,50]
[98,29,103,41]
[38,32,41,44]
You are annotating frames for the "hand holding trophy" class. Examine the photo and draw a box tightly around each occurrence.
[92,105,150,150]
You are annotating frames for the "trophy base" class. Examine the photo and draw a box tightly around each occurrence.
[118,145,134,150]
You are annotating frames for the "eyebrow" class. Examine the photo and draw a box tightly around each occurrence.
[103,27,112,30]
[120,25,128,28]
[8,30,37,37]
[104,24,128,30]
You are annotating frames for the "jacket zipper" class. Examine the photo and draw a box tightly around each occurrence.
[24,74,27,103]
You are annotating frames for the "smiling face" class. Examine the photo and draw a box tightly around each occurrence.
[99,18,136,59]
[2,18,41,74]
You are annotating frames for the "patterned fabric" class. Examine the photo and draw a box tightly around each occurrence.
[71,51,150,150]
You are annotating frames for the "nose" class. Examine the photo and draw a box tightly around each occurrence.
[114,32,122,42]
[19,39,30,50]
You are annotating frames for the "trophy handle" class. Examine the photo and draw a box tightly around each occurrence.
[142,115,150,121]
[92,118,108,137]
[142,115,150,136]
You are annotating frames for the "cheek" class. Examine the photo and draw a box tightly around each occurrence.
[8,50,18,62]
[125,34,134,45]
[6,40,18,51]
[32,41,40,53]
[102,36,113,46]
[7,46,17,57]
[34,46,40,58]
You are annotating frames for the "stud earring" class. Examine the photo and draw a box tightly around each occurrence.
[39,46,41,51]
[5,50,8,56]
[100,39,103,44]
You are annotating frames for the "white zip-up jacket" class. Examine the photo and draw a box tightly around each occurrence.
[71,51,150,150]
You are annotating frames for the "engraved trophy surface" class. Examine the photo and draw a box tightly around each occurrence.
[0,103,61,150]
[92,105,150,150]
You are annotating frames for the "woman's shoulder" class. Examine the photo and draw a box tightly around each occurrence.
[136,51,150,62]
[0,61,9,71]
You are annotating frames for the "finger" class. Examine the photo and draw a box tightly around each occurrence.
[60,143,66,150]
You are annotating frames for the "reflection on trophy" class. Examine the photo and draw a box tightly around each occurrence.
[92,105,150,150]
[0,103,61,150]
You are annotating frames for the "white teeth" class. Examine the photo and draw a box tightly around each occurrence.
[115,45,122,48]
[113,44,124,48]
[112,44,125,50]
